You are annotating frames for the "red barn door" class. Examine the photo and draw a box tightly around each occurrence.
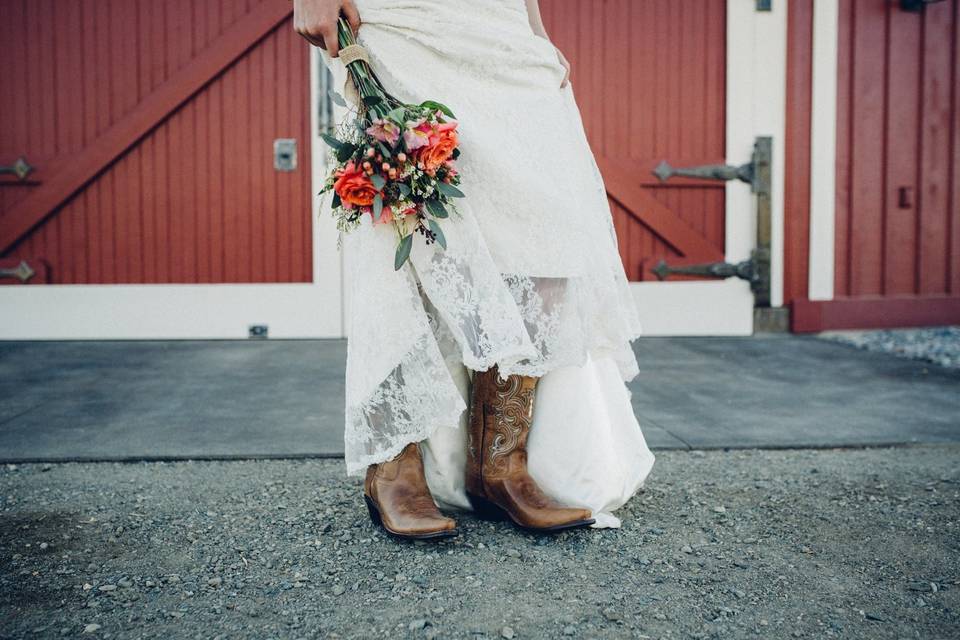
[542,0,727,280]
[541,0,757,335]
[831,0,960,327]
[0,0,310,285]
[0,0,340,339]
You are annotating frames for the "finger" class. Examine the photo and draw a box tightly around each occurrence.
[302,31,326,49]
[322,24,340,57]
[342,0,362,36]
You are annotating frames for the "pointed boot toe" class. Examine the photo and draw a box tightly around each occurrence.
[364,442,460,541]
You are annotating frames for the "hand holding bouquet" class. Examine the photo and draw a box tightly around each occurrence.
[319,18,465,270]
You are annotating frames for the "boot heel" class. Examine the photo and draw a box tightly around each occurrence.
[466,492,508,521]
[363,494,382,526]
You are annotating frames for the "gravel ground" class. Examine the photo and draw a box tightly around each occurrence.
[819,326,960,370]
[1,447,958,640]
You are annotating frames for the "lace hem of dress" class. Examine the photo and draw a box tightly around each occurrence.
[343,265,642,475]
[344,326,467,477]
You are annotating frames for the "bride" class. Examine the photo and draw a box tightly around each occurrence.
[293,0,656,538]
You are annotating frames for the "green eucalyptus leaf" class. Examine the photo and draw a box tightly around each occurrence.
[386,106,406,124]
[394,233,413,270]
[335,143,357,162]
[376,141,392,158]
[329,90,347,107]
[426,200,448,219]
[320,133,343,150]
[373,194,383,221]
[419,100,456,119]
[397,183,411,197]
[371,174,386,190]
[436,182,465,198]
[427,219,447,250]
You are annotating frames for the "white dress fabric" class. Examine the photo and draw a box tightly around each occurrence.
[320,0,655,527]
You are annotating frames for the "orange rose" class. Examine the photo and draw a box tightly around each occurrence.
[416,124,459,173]
[333,161,379,207]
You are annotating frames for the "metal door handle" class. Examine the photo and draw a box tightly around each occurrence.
[0,157,34,181]
[0,260,36,283]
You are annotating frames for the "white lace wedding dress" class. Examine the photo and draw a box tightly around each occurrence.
[320,0,655,527]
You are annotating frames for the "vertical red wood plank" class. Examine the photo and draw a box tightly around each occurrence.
[123,1,142,281]
[668,1,681,172]
[206,0,225,282]
[195,90,212,284]
[293,25,311,281]
[834,0,853,296]
[628,1,653,160]
[917,1,954,294]
[140,130,157,282]
[112,146,131,282]
[602,0,629,164]
[222,53,241,281]
[950,0,960,294]
[184,85,199,282]
[249,34,266,282]
[262,26,279,283]
[95,1,113,135]
[689,0,707,160]
[95,0,116,283]
[849,0,887,296]
[155,127,171,282]
[884,7,921,295]
[57,2,83,156]
[210,75,226,282]
[100,171,115,283]
[275,27,293,281]
[31,0,55,161]
[148,0,167,93]
[706,1,726,253]
[288,23,305,282]
[784,0,813,304]
[240,51,254,282]
[12,0,30,156]
[0,2,13,166]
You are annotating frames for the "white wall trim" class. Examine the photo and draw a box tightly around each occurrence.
[807,0,839,301]
[630,280,754,336]
[0,284,340,339]
[725,0,788,309]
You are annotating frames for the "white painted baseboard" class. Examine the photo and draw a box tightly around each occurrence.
[0,284,341,339]
[630,279,755,336]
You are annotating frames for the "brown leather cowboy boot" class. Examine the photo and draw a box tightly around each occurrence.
[465,364,595,531]
[364,442,459,540]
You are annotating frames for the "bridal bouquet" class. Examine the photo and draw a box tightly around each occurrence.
[319,18,464,270]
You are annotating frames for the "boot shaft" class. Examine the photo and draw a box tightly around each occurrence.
[467,365,538,487]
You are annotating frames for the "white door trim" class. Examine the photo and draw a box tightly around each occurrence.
[0,47,343,341]
[726,0,787,306]
[807,0,839,301]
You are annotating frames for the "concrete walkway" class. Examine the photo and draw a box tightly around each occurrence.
[0,336,958,462]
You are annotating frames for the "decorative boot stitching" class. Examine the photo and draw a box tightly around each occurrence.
[486,374,534,475]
